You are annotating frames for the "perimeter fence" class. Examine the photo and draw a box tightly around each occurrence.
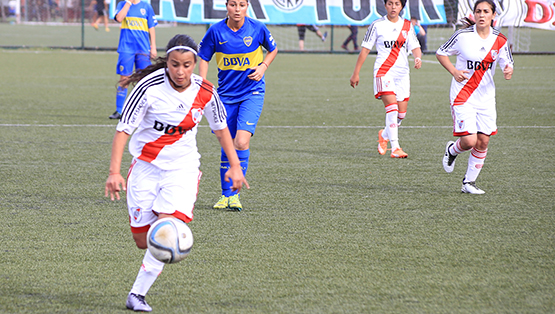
[0,0,554,54]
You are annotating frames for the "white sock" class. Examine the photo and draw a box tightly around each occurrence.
[130,249,165,296]
[449,138,470,156]
[397,111,406,126]
[465,147,487,182]
[384,104,399,150]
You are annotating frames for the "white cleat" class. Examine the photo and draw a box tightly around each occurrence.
[443,141,457,173]
[126,293,152,312]
[461,181,485,194]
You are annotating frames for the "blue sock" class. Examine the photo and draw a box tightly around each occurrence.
[116,86,127,114]
[229,149,250,197]
[220,148,250,197]
[220,149,232,197]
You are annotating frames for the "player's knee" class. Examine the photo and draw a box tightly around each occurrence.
[234,139,249,151]
[133,233,148,249]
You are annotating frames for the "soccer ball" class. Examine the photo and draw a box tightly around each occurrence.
[147,218,193,264]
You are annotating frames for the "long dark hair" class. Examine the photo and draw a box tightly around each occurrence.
[383,0,407,9]
[460,0,497,28]
[120,34,198,87]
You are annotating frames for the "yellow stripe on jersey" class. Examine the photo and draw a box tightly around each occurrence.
[215,47,263,71]
[121,17,149,32]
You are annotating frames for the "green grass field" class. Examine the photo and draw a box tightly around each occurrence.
[0,49,554,313]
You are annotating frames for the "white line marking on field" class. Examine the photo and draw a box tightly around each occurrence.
[0,124,553,129]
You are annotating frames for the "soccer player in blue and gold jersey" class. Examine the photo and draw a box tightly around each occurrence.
[109,0,157,119]
[198,0,277,211]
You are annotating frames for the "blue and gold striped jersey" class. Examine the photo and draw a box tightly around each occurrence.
[115,1,157,54]
[198,17,277,104]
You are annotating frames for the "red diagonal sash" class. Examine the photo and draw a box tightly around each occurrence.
[376,19,411,77]
[138,82,213,163]
[453,35,506,105]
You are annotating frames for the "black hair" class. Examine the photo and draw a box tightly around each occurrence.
[460,0,497,28]
[120,34,198,87]
[383,0,406,9]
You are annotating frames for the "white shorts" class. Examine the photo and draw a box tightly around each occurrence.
[373,74,410,102]
[126,159,201,234]
[451,101,497,137]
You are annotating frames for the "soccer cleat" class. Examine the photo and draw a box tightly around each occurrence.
[461,181,485,194]
[213,195,229,209]
[105,27,110,32]
[391,148,408,158]
[92,23,99,30]
[126,293,152,312]
[228,194,242,211]
[341,44,348,51]
[377,129,388,155]
[322,31,328,42]
[109,111,121,120]
[443,141,457,173]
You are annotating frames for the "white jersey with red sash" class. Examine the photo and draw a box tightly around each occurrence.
[361,16,420,78]
[436,25,514,106]
[117,69,227,171]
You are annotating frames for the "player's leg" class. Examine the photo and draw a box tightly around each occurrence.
[125,160,163,312]
[443,103,477,172]
[228,94,264,210]
[395,75,410,127]
[102,10,109,31]
[113,53,134,119]
[215,103,239,209]
[298,26,306,50]
[461,103,496,194]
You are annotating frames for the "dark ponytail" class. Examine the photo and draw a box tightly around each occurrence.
[120,34,198,87]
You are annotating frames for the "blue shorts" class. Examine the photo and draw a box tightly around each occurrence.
[116,52,151,76]
[223,93,265,138]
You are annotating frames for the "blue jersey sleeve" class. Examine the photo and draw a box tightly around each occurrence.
[198,28,216,62]
[261,24,277,53]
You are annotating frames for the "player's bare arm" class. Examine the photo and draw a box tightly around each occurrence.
[213,128,250,192]
[198,59,209,80]
[350,47,371,88]
[248,48,278,81]
[412,48,422,69]
[105,131,130,201]
[436,54,469,82]
[114,0,133,22]
[149,27,157,59]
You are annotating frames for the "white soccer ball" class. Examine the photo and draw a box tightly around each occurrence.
[147,218,193,264]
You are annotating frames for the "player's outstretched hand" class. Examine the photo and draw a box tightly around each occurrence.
[225,166,250,193]
[105,173,126,201]
[503,65,513,80]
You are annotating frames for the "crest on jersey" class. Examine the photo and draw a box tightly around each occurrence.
[132,208,142,221]
[140,8,146,16]
[401,30,408,39]
[272,0,303,11]
[491,50,499,60]
[191,108,204,124]
[243,36,253,47]
[458,120,465,129]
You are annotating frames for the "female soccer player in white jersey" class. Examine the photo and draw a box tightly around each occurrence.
[437,0,514,194]
[198,0,278,211]
[105,34,249,312]
[349,0,422,158]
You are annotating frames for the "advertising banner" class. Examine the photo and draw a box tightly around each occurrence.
[111,0,447,25]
